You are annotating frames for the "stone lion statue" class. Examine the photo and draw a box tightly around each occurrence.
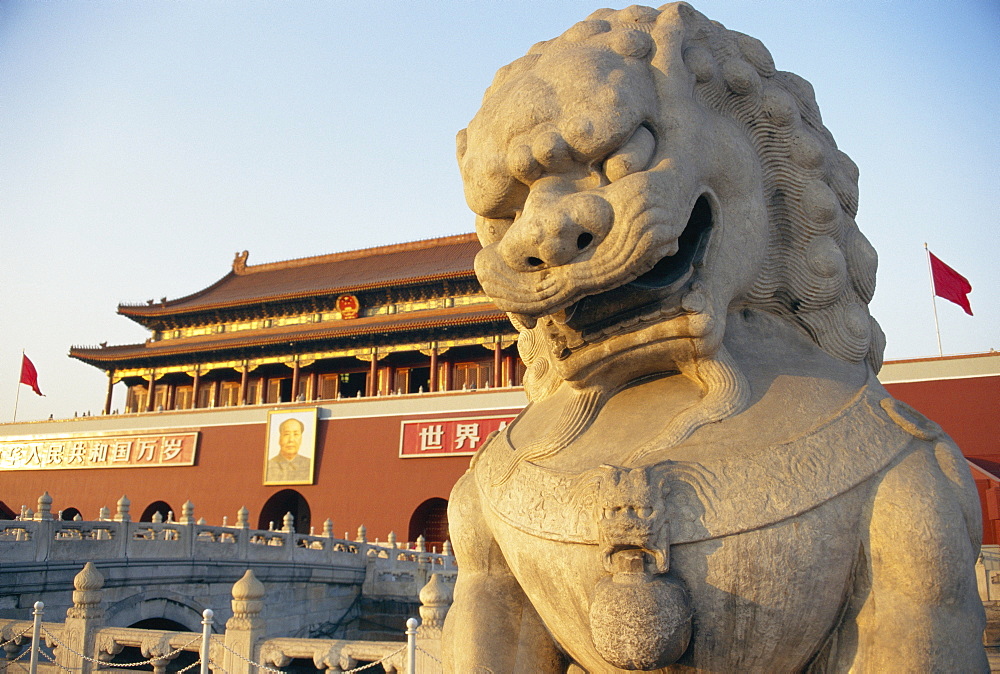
[442,3,987,672]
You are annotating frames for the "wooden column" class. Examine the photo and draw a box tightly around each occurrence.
[191,370,201,408]
[291,361,301,401]
[309,371,318,401]
[385,365,395,395]
[145,371,156,412]
[367,350,378,397]
[504,354,515,387]
[429,347,438,392]
[493,342,502,388]
[166,384,176,410]
[104,371,115,415]
[443,356,452,392]
[239,365,249,405]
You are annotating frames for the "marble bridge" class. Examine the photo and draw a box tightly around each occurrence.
[0,493,455,641]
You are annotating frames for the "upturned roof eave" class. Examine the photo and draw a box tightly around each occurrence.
[116,269,478,324]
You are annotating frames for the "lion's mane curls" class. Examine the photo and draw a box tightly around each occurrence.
[669,4,884,371]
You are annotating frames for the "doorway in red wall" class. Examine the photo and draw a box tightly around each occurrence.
[408,497,449,549]
[259,489,311,534]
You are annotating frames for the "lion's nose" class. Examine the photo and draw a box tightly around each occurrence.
[498,192,613,272]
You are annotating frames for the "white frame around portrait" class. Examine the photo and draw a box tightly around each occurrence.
[263,407,318,486]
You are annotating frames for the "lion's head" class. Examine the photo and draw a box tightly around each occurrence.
[459,3,883,448]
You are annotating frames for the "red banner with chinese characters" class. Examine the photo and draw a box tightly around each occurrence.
[400,415,516,457]
[0,432,198,471]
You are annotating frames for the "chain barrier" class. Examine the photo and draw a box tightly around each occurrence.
[7,624,416,674]
[0,627,31,651]
[211,639,283,674]
[40,627,201,668]
[0,646,30,673]
[176,658,203,673]
[212,638,405,674]
[39,645,79,671]
[36,647,206,674]
[415,647,441,666]
[340,648,405,674]
[207,659,229,674]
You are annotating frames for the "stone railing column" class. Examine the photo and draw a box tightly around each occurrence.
[223,570,266,674]
[235,507,250,559]
[114,495,131,522]
[31,493,54,561]
[416,572,453,665]
[58,563,105,674]
[34,492,53,521]
[442,540,454,570]
[111,496,131,559]
[173,501,196,558]
[417,573,453,638]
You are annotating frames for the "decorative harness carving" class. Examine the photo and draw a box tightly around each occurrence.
[475,376,926,547]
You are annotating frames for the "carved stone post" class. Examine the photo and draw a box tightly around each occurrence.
[442,540,454,571]
[236,506,250,558]
[417,573,453,640]
[223,570,266,674]
[179,501,196,557]
[180,501,195,524]
[34,492,53,521]
[59,563,105,674]
[33,493,54,560]
[114,495,131,522]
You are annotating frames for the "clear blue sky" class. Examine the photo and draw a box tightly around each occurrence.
[2,0,997,422]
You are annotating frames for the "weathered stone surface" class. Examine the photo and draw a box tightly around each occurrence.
[443,3,987,671]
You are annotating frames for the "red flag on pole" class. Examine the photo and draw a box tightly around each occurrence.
[19,354,43,396]
[929,252,973,316]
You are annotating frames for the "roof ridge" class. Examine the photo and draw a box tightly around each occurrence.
[236,232,480,276]
[118,271,238,314]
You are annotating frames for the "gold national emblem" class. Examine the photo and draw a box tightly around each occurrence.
[336,294,360,319]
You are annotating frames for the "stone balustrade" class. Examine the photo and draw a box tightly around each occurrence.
[1,493,454,571]
[0,563,451,673]
[1,493,456,642]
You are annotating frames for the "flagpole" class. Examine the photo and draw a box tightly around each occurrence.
[13,349,23,423]
[924,243,943,357]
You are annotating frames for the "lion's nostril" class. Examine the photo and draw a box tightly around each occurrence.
[577,232,593,250]
[526,256,544,267]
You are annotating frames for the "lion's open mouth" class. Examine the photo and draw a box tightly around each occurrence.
[544,196,713,359]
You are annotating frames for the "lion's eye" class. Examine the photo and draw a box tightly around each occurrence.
[603,125,656,182]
